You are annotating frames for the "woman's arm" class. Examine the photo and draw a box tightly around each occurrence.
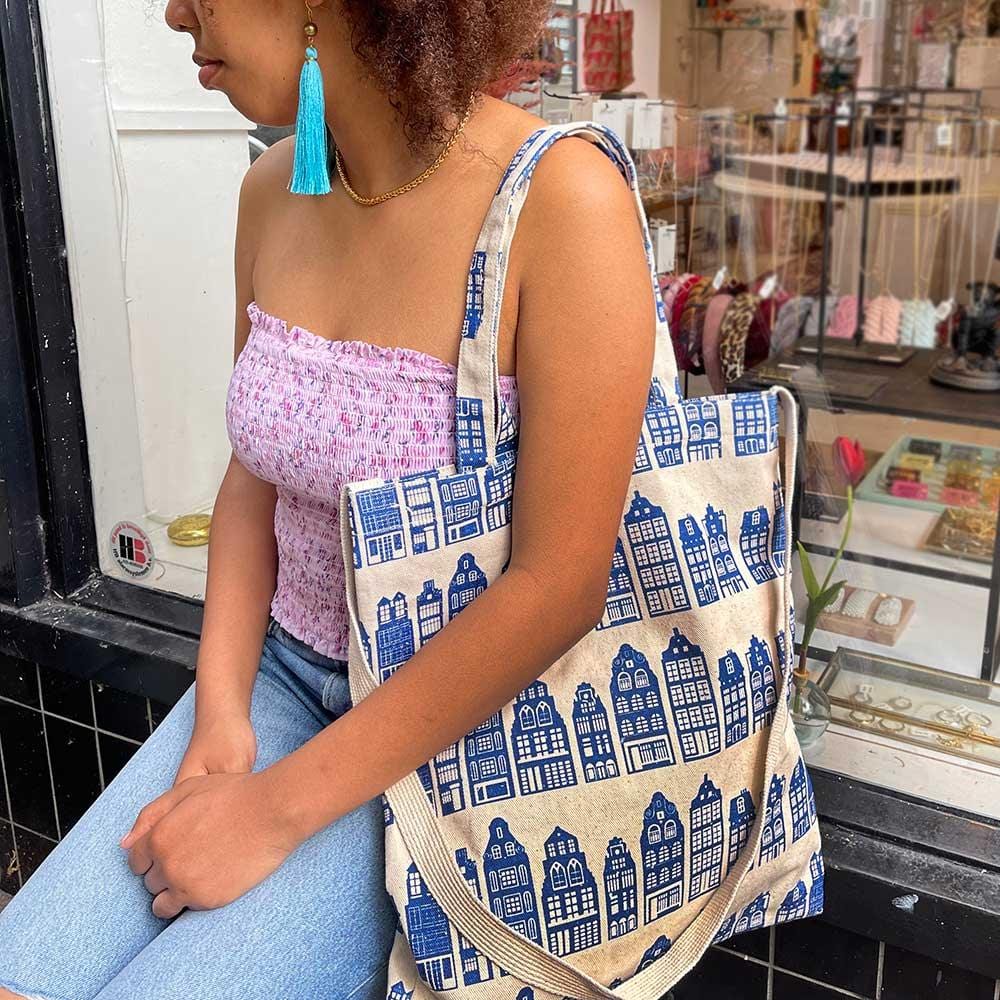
[187,152,278,731]
[267,136,657,842]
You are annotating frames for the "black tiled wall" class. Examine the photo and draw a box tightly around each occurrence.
[0,653,155,892]
[677,922,1000,1000]
[1,653,999,1000]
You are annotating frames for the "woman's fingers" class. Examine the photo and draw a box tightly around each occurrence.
[126,830,154,877]
[120,777,202,849]
[151,889,186,920]
[121,792,174,849]
[143,862,169,897]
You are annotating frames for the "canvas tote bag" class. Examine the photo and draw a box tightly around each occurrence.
[339,121,823,1000]
[582,0,635,93]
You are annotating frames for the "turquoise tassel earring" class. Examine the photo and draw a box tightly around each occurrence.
[288,3,331,195]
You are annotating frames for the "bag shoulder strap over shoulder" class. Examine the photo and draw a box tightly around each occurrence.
[454,120,676,474]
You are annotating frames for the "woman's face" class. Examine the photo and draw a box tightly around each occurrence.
[164,0,327,126]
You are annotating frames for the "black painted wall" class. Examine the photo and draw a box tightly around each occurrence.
[1,652,998,1000]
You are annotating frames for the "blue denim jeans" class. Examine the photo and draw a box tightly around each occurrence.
[0,618,396,1000]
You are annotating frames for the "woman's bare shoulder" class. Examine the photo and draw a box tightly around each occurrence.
[509,125,642,291]
[509,124,655,381]
[524,129,633,219]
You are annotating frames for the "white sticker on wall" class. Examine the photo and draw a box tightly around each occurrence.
[661,102,677,148]
[568,92,595,123]
[110,520,154,578]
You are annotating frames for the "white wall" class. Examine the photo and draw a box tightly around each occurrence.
[631,0,662,97]
[38,0,254,587]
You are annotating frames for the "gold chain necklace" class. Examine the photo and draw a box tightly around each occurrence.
[333,93,476,206]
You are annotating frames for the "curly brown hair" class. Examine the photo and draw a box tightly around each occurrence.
[337,0,554,156]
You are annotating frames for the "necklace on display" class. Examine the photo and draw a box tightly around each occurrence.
[332,92,477,206]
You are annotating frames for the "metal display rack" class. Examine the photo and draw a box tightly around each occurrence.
[727,94,1000,682]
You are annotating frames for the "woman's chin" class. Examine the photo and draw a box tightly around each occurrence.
[226,93,298,130]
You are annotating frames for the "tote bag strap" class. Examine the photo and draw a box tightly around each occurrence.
[453,120,676,474]
[343,386,799,1000]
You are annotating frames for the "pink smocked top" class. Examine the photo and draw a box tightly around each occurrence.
[224,301,520,661]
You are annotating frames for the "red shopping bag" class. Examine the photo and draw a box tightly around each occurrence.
[582,0,634,92]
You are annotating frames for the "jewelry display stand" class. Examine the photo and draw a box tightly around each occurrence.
[815,585,916,646]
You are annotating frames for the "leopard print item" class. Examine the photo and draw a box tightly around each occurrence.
[679,277,714,368]
[718,292,760,384]
[669,273,703,334]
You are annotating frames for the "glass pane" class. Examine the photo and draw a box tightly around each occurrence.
[41,0,1000,816]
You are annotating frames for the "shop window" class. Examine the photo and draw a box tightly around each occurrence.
[30,0,1000,822]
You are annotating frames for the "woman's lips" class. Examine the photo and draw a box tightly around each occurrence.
[198,61,223,88]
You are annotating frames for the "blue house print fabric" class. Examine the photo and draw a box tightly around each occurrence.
[336,121,821,1000]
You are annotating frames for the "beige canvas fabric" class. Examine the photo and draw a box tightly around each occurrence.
[339,122,822,1000]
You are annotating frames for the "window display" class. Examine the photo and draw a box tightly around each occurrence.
[37,0,1000,820]
[538,1,999,817]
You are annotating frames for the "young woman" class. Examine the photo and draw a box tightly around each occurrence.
[0,1,656,997]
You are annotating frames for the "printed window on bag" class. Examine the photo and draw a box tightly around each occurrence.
[499,867,520,890]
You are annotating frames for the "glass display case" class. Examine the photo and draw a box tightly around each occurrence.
[794,405,999,683]
[820,647,1000,768]
[733,342,1000,819]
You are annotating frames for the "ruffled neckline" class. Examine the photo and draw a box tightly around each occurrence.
[246,300,517,382]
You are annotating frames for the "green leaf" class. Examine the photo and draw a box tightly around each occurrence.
[820,485,854,593]
[801,579,847,650]
[796,541,821,599]
[814,579,847,613]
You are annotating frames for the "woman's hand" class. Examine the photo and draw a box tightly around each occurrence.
[173,710,258,786]
[113,710,261,916]
[120,769,299,918]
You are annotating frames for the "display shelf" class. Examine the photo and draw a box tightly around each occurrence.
[728,151,961,198]
[799,497,994,583]
[689,25,788,72]
[804,713,1000,822]
[737,346,1000,431]
[792,549,988,679]
[854,433,1000,516]
[820,646,1000,765]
